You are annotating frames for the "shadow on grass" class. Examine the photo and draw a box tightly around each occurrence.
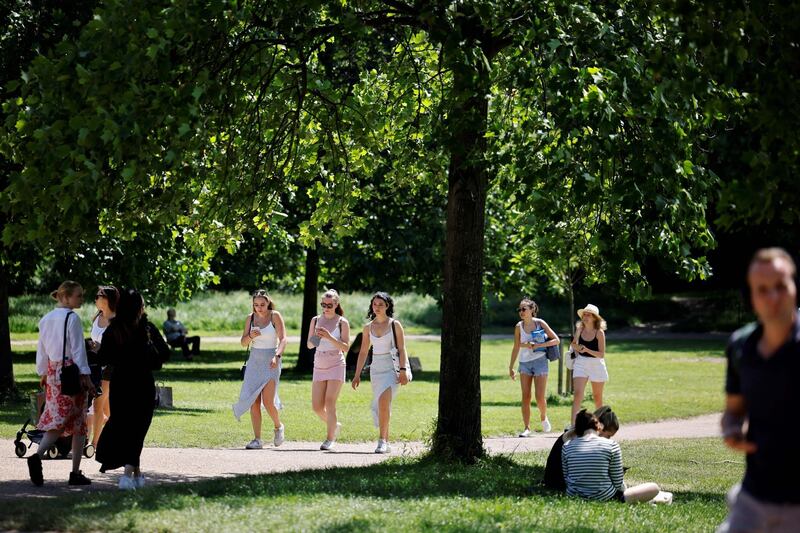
[0,456,543,529]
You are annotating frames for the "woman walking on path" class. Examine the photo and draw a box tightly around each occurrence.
[87,285,119,448]
[570,304,608,426]
[562,409,670,504]
[308,289,350,450]
[27,281,95,487]
[508,298,558,435]
[233,290,287,449]
[352,292,410,454]
[95,288,170,490]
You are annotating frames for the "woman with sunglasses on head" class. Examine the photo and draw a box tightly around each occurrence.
[508,298,559,436]
[87,285,119,449]
[352,292,409,454]
[233,290,287,449]
[307,289,350,450]
[570,304,609,426]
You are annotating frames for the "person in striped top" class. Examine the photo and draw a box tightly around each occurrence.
[562,409,669,504]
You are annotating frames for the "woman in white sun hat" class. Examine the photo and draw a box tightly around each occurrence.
[570,304,608,426]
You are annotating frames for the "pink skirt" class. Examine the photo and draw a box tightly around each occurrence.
[313,350,345,382]
[37,360,88,437]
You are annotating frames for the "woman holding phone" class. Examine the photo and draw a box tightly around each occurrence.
[233,290,287,449]
[307,289,350,450]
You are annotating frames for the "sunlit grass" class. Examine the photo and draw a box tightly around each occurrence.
[1,339,725,447]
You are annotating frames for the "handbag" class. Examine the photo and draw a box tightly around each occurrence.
[60,311,82,396]
[241,315,254,380]
[565,345,576,370]
[534,319,560,362]
[390,320,413,382]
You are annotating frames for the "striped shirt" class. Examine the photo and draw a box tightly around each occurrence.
[562,431,625,501]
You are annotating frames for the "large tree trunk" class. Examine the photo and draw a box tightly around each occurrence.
[295,245,319,373]
[0,261,15,401]
[431,60,490,462]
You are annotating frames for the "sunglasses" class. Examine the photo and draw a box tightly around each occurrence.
[517,307,530,312]
[320,303,334,309]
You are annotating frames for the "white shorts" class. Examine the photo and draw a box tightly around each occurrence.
[572,355,609,382]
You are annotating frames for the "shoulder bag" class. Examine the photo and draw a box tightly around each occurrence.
[390,320,413,382]
[60,311,82,396]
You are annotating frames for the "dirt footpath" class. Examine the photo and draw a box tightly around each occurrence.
[0,414,720,500]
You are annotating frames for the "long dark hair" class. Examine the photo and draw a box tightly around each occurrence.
[110,287,147,344]
[594,405,619,435]
[93,285,120,320]
[367,292,394,319]
[575,409,601,437]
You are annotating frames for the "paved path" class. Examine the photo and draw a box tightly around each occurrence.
[0,414,720,500]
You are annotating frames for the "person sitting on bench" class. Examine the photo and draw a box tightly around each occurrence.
[163,308,200,360]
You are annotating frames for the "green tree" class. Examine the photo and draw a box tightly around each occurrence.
[3,1,722,460]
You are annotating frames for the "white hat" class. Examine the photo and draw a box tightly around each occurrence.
[577,304,603,321]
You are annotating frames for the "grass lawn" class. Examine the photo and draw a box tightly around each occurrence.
[0,437,741,532]
[1,339,726,447]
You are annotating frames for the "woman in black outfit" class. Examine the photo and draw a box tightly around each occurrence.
[95,288,170,490]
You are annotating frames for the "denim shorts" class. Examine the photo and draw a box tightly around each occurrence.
[519,355,548,376]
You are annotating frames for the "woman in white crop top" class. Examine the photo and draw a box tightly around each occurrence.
[507,298,559,436]
[306,289,350,450]
[232,290,287,450]
[352,292,409,454]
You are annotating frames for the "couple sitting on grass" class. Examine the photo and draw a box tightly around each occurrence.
[544,406,673,505]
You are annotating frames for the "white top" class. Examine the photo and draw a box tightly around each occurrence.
[519,320,546,362]
[370,320,395,355]
[250,318,277,349]
[317,315,343,351]
[90,315,107,344]
[36,307,90,376]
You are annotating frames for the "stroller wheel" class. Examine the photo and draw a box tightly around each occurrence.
[46,446,59,460]
[14,441,27,458]
[83,443,95,458]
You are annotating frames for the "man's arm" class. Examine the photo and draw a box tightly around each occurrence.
[722,394,757,453]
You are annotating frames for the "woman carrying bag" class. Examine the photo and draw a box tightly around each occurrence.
[233,289,287,450]
[27,281,95,487]
[352,292,410,454]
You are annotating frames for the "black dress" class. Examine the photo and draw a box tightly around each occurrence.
[95,320,170,471]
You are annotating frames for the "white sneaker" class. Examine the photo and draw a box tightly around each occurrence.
[542,418,552,433]
[651,491,673,505]
[118,474,136,491]
[519,428,531,438]
[134,475,145,489]
[320,439,334,451]
[274,424,285,447]
[334,422,342,439]
[245,439,263,450]
[375,439,390,454]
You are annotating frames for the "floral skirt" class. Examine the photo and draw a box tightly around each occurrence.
[37,360,88,437]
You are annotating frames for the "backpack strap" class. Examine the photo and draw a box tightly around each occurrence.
[62,311,75,364]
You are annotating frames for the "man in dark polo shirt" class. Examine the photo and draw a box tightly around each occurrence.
[718,248,800,532]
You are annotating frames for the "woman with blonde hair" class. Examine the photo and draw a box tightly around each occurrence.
[27,281,95,487]
[233,290,288,449]
[570,304,609,425]
[307,289,350,450]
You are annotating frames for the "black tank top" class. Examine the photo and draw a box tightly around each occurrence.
[579,332,599,357]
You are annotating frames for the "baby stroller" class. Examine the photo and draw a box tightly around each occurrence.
[13,388,97,460]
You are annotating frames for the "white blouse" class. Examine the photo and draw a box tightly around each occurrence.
[36,307,90,376]
[90,315,107,343]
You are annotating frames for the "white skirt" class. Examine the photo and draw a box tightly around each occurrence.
[370,353,399,427]
[232,348,282,421]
